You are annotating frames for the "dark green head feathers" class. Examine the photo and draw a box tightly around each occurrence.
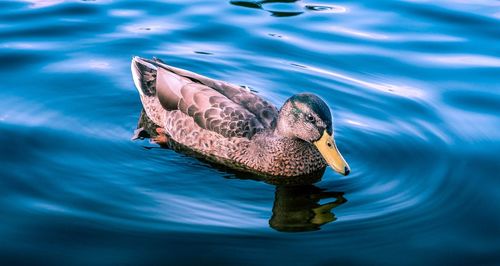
[287,93,333,135]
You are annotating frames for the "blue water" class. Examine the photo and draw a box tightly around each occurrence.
[1,0,499,264]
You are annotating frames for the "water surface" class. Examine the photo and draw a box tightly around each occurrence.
[1,0,499,265]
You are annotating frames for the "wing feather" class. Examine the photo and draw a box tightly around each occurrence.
[157,76,264,138]
[143,57,279,128]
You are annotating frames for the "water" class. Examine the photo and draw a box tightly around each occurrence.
[1,0,499,264]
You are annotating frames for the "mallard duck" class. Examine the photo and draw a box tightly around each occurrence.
[131,56,350,177]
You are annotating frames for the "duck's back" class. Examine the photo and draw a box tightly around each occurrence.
[132,57,278,139]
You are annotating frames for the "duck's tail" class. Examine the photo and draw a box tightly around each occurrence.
[132,56,170,126]
[131,56,158,97]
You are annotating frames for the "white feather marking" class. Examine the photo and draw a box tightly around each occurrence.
[131,56,157,96]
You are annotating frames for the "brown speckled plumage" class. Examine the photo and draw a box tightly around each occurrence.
[131,57,336,177]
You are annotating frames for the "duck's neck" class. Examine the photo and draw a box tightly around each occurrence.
[274,108,297,139]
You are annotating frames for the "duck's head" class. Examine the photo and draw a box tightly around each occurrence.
[276,93,350,176]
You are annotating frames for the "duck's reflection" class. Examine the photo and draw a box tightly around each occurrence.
[134,109,347,232]
[270,185,346,232]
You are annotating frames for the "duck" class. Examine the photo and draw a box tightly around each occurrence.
[131,56,350,177]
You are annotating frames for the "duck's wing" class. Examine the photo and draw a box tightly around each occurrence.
[134,57,276,139]
[146,57,279,129]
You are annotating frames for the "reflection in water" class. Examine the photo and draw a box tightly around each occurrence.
[134,109,346,232]
[230,0,344,17]
[270,185,346,232]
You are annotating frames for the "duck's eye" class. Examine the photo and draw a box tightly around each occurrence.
[306,114,315,122]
